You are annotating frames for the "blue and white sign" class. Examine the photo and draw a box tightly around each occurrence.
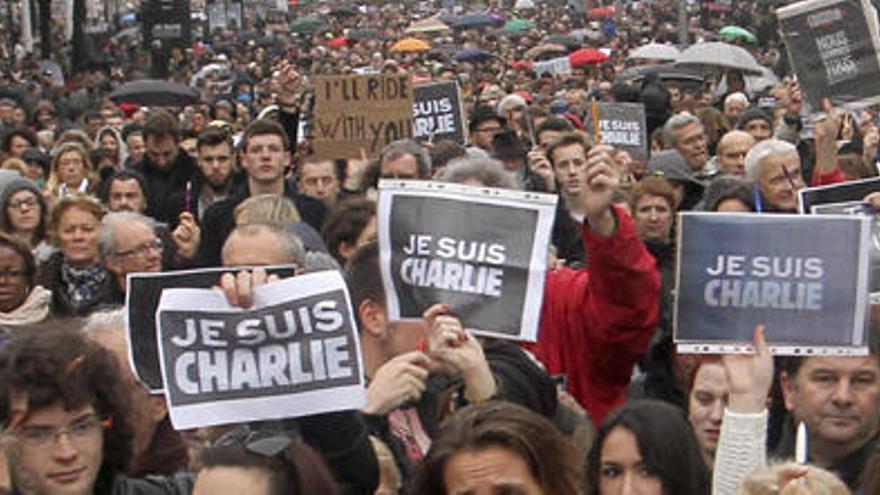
[674,212,872,355]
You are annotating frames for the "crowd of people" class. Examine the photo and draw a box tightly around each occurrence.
[0,0,878,494]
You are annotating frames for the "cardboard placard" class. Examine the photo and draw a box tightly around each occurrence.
[585,102,649,161]
[156,272,365,429]
[777,0,880,111]
[312,74,415,160]
[674,213,871,355]
[377,180,557,342]
[125,265,297,393]
[413,81,466,144]
[533,56,572,76]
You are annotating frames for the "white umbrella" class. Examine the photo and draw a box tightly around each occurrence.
[675,41,764,75]
[405,17,451,34]
[627,43,680,62]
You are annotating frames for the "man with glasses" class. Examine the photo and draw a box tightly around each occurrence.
[468,107,506,154]
[97,212,170,305]
[134,109,199,227]
[0,329,190,494]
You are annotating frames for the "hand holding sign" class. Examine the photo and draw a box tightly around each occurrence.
[218,268,280,308]
[781,80,804,119]
[814,99,843,176]
[722,325,774,413]
[527,147,555,192]
[423,304,496,403]
[362,351,431,415]
[582,144,620,236]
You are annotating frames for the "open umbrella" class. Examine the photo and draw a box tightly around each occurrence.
[346,29,378,41]
[327,37,350,49]
[454,49,495,63]
[289,15,324,34]
[719,26,757,44]
[675,42,764,75]
[391,38,431,53]
[329,4,358,17]
[108,80,200,107]
[588,5,616,19]
[569,48,609,67]
[627,43,680,62]
[616,63,704,85]
[453,13,495,30]
[543,34,581,50]
[503,18,534,33]
[525,43,568,60]
[405,17,451,34]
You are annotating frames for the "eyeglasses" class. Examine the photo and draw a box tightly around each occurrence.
[0,270,26,280]
[7,197,38,210]
[10,415,108,449]
[214,425,292,459]
[115,238,163,258]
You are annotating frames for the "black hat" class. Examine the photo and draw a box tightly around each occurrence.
[736,107,773,130]
[469,106,506,134]
[21,147,49,169]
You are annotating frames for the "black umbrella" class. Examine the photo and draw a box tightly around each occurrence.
[108,79,200,107]
[543,34,581,50]
[454,49,496,63]
[453,13,495,30]
[347,29,379,41]
[616,63,704,84]
[329,4,358,17]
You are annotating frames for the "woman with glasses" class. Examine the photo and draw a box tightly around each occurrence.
[36,195,111,317]
[0,233,50,326]
[45,142,100,200]
[0,176,54,263]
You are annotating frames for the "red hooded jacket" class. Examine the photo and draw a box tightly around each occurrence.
[524,207,660,426]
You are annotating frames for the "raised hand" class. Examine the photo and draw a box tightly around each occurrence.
[362,351,431,415]
[722,325,774,413]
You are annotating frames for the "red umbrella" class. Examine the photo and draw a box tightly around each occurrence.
[511,60,533,70]
[327,37,350,48]
[588,5,616,19]
[569,48,609,67]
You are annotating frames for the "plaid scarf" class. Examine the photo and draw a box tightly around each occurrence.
[60,261,107,313]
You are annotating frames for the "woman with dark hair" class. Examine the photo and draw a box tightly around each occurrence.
[588,399,711,495]
[36,195,110,316]
[0,233,50,326]
[407,401,584,495]
[193,426,341,495]
[0,177,53,262]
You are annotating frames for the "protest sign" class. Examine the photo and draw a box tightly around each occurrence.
[125,265,297,393]
[156,271,365,429]
[675,213,871,355]
[810,200,880,302]
[798,176,880,213]
[312,74,414,160]
[377,180,557,341]
[777,0,880,111]
[585,102,648,161]
[413,81,466,144]
[533,56,572,76]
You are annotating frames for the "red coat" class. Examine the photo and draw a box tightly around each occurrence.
[524,207,660,426]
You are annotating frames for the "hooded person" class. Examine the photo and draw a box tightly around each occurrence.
[94,125,128,170]
[736,107,774,143]
[646,150,706,211]
[0,177,54,263]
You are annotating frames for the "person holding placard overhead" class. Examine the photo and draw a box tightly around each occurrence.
[535,132,661,426]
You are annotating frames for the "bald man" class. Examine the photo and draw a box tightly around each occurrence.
[716,130,756,177]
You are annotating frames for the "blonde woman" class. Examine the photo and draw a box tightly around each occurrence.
[46,142,100,199]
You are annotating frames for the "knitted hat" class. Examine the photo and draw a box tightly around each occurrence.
[736,106,773,130]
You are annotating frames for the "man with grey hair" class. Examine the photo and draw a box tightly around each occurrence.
[98,211,166,304]
[378,139,432,180]
[221,222,306,269]
[437,157,520,189]
[663,113,715,180]
[744,138,805,212]
[723,92,749,123]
